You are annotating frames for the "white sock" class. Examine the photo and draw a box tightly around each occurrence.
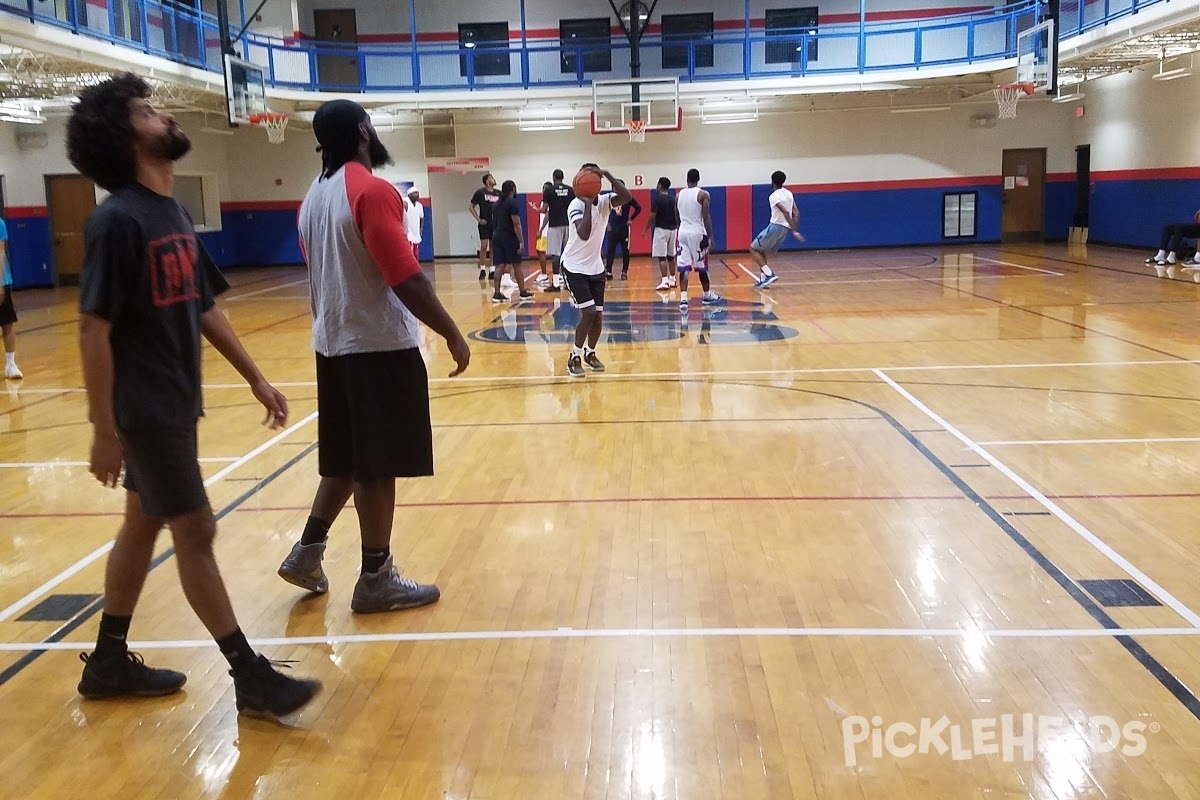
[762,264,774,276]
[571,346,583,358]
[680,291,689,303]
[4,352,14,369]
[1155,250,1167,260]
[583,346,594,356]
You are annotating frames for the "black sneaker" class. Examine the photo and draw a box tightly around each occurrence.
[517,291,535,301]
[478,268,487,280]
[232,655,321,717]
[620,272,628,281]
[605,272,614,281]
[491,292,505,304]
[584,352,605,372]
[77,650,187,699]
[543,285,561,293]
[567,355,585,378]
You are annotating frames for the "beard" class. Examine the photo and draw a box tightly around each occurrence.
[151,122,192,161]
[368,129,392,168]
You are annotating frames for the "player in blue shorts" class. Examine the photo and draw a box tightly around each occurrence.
[749,170,804,289]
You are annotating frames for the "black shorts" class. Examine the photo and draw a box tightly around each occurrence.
[491,234,523,267]
[119,426,209,519]
[478,221,493,242]
[316,348,433,482]
[563,269,607,310]
[0,288,15,326]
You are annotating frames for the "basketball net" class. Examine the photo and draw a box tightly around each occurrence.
[627,119,646,144]
[992,83,1033,120]
[249,112,289,144]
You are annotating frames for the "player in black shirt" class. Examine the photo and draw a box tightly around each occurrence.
[489,180,532,303]
[532,169,575,292]
[470,173,500,281]
[605,192,642,280]
[67,73,320,716]
[645,177,679,290]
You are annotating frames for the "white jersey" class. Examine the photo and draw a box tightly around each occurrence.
[561,192,614,276]
[405,198,424,244]
[769,187,795,227]
[677,186,706,235]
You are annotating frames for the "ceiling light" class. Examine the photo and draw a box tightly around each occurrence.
[1151,67,1191,80]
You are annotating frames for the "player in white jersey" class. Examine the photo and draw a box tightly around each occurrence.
[561,163,632,378]
[749,170,804,288]
[675,168,720,311]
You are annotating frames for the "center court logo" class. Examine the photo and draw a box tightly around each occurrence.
[841,714,1157,766]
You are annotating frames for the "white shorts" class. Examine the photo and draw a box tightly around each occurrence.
[652,228,678,259]
[677,230,708,269]
[546,226,569,257]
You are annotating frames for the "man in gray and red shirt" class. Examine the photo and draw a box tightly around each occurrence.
[278,99,470,613]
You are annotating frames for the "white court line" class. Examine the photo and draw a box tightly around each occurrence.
[969,256,1064,276]
[980,436,1200,446]
[0,411,319,623]
[224,278,309,301]
[5,625,1200,652]
[874,368,1200,629]
[11,358,1200,396]
[0,457,239,468]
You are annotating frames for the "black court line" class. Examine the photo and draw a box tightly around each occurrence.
[0,442,318,689]
[1004,511,1053,517]
[948,464,990,468]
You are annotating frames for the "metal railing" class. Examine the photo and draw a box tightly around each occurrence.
[0,0,1172,92]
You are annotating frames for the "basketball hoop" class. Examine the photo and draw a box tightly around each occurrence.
[249,112,289,144]
[627,119,646,143]
[993,83,1034,119]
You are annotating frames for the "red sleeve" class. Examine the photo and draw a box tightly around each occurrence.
[346,167,421,286]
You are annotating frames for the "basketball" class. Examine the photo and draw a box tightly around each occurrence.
[573,168,602,199]
[1194,209,1200,224]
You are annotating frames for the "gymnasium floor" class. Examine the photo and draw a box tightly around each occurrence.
[3,243,1200,799]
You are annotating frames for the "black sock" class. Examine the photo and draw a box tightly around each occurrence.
[300,516,332,546]
[362,547,390,575]
[216,628,258,674]
[94,613,131,659]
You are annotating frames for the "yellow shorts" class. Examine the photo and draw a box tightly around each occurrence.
[536,235,547,253]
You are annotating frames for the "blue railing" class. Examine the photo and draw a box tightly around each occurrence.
[0,0,1172,92]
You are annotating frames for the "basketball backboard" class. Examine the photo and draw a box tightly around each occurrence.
[590,77,682,137]
[1016,19,1054,93]
[223,54,267,126]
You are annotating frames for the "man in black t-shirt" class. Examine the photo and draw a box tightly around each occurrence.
[605,192,642,280]
[489,180,531,303]
[645,177,679,291]
[470,173,500,280]
[66,73,319,717]
[532,168,574,292]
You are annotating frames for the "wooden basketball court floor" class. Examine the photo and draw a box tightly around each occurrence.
[3,243,1200,799]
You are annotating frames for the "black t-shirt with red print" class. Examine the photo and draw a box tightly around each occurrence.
[79,182,229,432]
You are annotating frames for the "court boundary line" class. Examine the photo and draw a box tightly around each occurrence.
[7,626,1200,652]
[980,436,1200,446]
[0,412,319,624]
[0,457,240,468]
[875,368,1200,629]
[7,357,1199,396]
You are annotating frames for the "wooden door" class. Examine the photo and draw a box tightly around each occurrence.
[1001,148,1046,242]
[46,175,97,286]
[314,9,360,87]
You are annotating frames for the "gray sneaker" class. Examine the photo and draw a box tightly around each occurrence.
[277,542,329,594]
[351,555,440,613]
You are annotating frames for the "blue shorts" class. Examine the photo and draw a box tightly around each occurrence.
[751,223,791,254]
[491,233,523,266]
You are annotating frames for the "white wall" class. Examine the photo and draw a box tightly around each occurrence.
[1071,67,1200,172]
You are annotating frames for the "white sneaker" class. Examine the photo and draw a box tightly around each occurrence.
[668,277,678,288]
[4,362,21,380]
[655,278,671,291]
[702,292,721,304]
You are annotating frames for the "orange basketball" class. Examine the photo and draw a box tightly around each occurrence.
[573,168,602,199]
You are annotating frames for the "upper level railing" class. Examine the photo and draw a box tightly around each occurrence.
[0,0,1173,93]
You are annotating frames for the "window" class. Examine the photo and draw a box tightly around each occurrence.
[661,13,713,70]
[943,192,977,238]
[560,17,612,74]
[766,7,819,65]
[459,22,510,78]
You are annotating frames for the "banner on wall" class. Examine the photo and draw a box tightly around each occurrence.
[427,157,490,174]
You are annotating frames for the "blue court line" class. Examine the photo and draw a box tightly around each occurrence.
[0,442,319,689]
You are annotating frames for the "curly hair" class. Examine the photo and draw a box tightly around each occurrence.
[66,73,150,192]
